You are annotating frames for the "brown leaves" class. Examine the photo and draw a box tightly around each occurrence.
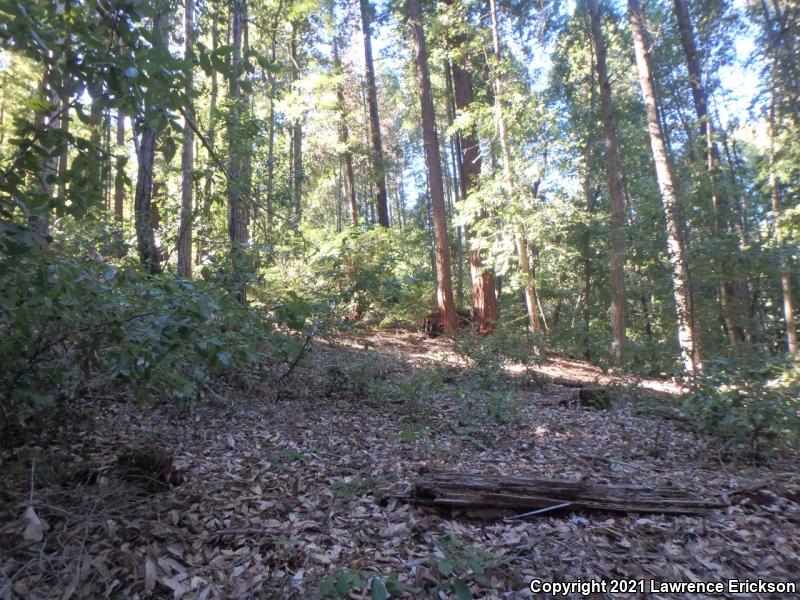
[0,330,798,598]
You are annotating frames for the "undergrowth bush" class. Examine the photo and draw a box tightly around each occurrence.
[0,234,314,434]
[682,356,800,454]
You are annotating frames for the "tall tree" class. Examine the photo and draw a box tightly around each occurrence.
[628,0,700,372]
[114,110,125,223]
[331,2,357,225]
[227,0,250,300]
[769,96,798,355]
[445,1,498,332]
[134,3,168,275]
[488,0,540,332]
[290,20,303,226]
[199,10,218,264]
[588,0,627,366]
[360,0,390,227]
[177,0,195,278]
[408,0,457,331]
[672,0,746,345]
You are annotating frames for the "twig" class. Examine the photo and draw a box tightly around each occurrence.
[504,502,572,521]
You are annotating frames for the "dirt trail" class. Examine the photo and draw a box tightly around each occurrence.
[1,330,798,599]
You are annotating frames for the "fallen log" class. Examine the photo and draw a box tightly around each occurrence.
[408,472,722,517]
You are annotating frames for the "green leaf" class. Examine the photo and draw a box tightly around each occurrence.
[370,578,387,600]
[437,559,452,576]
[453,579,472,600]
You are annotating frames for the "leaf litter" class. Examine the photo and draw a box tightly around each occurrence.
[0,330,798,598]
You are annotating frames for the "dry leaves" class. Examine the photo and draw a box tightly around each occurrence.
[1,330,798,599]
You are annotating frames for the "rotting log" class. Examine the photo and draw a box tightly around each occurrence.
[407,472,721,517]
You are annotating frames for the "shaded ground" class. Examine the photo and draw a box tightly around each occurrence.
[1,329,798,599]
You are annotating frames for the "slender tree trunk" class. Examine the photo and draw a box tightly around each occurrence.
[290,23,303,226]
[134,6,166,274]
[588,0,627,365]
[489,0,539,332]
[629,0,700,372]
[198,12,218,265]
[227,0,250,301]
[409,0,457,331]
[57,99,69,205]
[178,0,195,278]
[769,96,798,354]
[331,10,357,225]
[114,111,125,223]
[672,0,746,345]
[360,0,390,227]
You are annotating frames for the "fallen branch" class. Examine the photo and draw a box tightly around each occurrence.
[407,472,722,517]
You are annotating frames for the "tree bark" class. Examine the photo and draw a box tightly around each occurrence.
[672,0,746,345]
[114,110,125,223]
[488,0,540,333]
[178,0,195,278]
[331,7,357,225]
[588,0,627,366]
[198,11,218,265]
[446,3,498,333]
[227,0,250,301]
[134,6,167,275]
[769,96,798,355]
[628,0,700,372]
[408,0,458,331]
[290,23,303,227]
[360,0,390,227]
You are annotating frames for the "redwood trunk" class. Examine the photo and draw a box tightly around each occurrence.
[488,0,540,333]
[449,22,498,332]
[409,0,457,331]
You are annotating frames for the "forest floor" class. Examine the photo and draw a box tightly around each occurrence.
[1,329,799,599]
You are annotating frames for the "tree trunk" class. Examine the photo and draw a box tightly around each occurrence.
[488,0,540,333]
[409,0,457,331]
[134,6,166,275]
[290,23,303,227]
[57,99,69,205]
[769,96,798,355]
[628,0,700,372]
[672,0,746,346]
[227,0,250,302]
[360,0,390,227]
[331,8,357,225]
[198,11,218,265]
[178,0,195,278]
[114,111,125,223]
[447,7,498,333]
[588,0,627,366]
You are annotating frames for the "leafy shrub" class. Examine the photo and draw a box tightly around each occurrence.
[0,235,313,433]
[682,356,800,454]
[297,226,434,325]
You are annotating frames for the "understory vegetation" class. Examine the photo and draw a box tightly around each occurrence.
[0,0,799,594]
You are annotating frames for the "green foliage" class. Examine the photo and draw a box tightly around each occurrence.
[318,569,414,598]
[422,534,507,599]
[300,226,434,324]
[683,356,800,453]
[0,226,314,431]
